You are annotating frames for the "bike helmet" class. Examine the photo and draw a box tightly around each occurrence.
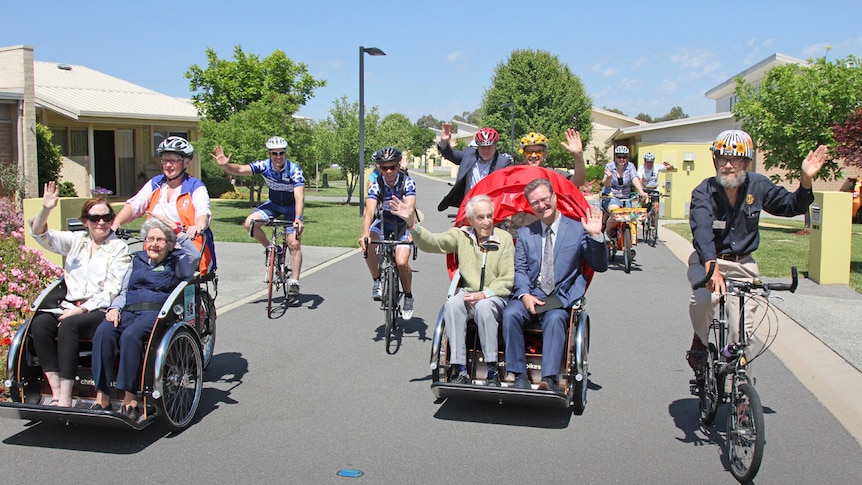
[157,136,194,158]
[643,152,656,163]
[474,128,499,147]
[265,136,288,150]
[518,132,549,153]
[712,129,754,159]
[372,146,402,164]
[614,145,630,156]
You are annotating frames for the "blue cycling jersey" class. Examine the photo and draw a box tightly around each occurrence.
[249,159,305,207]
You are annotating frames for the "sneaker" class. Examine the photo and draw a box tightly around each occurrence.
[485,371,501,387]
[686,337,708,373]
[450,373,469,385]
[288,279,300,299]
[402,295,414,320]
[371,280,382,301]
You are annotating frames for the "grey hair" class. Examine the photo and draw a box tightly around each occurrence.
[524,178,554,198]
[141,218,177,246]
[465,194,494,220]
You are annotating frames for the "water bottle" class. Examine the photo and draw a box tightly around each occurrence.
[722,343,741,359]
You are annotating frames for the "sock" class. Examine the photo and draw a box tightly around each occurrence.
[486,363,498,378]
[454,364,467,375]
[404,292,412,298]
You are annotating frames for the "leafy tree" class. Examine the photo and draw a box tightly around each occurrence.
[416,114,441,129]
[734,54,862,183]
[453,109,481,125]
[374,113,413,151]
[480,49,593,166]
[196,93,302,204]
[313,96,380,204]
[833,106,862,169]
[408,125,435,167]
[36,124,62,195]
[635,113,654,123]
[602,107,627,116]
[658,106,689,122]
[186,46,326,122]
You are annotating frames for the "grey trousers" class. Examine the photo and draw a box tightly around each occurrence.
[687,251,760,348]
[444,291,505,366]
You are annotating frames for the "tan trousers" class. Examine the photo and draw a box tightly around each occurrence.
[687,251,760,348]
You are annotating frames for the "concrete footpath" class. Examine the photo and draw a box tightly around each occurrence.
[659,221,862,446]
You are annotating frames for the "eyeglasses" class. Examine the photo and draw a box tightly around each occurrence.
[378,164,399,172]
[270,151,286,157]
[84,213,114,223]
[145,236,168,244]
[715,156,747,167]
[615,155,628,160]
[528,194,554,208]
[525,150,544,157]
[160,158,183,165]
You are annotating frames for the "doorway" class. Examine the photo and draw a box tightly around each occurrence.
[94,130,116,194]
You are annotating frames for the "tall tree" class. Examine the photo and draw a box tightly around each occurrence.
[480,49,593,166]
[416,114,442,129]
[186,46,326,122]
[313,96,380,204]
[734,54,862,183]
[635,113,654,123]
[453,109,481,125]
[659,106,689,121]
[374,113,413,151]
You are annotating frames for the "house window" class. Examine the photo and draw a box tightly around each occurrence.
[50,127,68,155]
[153,130,189,156]
[69,129,88,156]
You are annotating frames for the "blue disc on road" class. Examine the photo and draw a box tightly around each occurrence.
[337,469,364,478]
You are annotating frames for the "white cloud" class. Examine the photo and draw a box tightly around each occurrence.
[446,51,462,63]
[802,37,862,58]
[619,78,642,91]
[659,79,679,95]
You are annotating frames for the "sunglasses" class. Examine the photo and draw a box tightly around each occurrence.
[615,155,628,160]
[525,150,544,157]
[270,151,286,156]
[378,164,399,172]
[84,213,114,223]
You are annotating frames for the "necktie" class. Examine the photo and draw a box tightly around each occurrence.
[540,226,555,295]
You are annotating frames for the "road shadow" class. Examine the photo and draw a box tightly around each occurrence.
[253,292,325,319]
[433,398,574,429]
[373,317,430,354]
[196,351,249,422]
[2,418,170,453]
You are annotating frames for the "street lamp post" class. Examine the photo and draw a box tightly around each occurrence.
[358,45,386,217]
[501,102,515,155]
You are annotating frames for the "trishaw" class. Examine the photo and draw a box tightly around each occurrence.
[0,232,217,431]
[429,166,594,412]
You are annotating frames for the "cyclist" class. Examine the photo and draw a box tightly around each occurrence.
[210,136,305,299]
[600,145,648,239]
[358,147,416,319]
[637,152,673,214]
[113,136,216,275]
[519,129,588,186]
[436,124,513,211]
[686,129,827,373]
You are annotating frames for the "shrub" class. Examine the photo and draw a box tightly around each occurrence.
[0,197,63,391]
[323,168,345,182]
[585,164,604,183]
[219,191,246,200]
[203,177,235,197]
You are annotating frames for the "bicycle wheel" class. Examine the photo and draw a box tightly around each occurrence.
[648,210,658,247]
[699,343,719,425]
[384,266,398,354]
[623,224,632,274]
[727,382,765,483]
[266,248,277,318]
[199,290,217,369]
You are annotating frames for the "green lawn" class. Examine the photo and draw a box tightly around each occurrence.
[664,221,862,293]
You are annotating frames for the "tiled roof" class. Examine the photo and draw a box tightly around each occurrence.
[34,61,199,122]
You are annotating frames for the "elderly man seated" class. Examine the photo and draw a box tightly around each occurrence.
[390,194,514,386]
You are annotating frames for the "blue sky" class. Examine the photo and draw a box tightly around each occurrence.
[5,0,861,124]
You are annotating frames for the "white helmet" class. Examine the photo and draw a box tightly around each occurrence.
[614,145,630,155]
[265,136,288,150]
[157,136,194,158]
[643,152,656,162]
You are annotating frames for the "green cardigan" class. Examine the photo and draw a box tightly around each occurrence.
[412,226,514,298]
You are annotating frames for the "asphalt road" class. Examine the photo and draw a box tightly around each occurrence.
[2,172,861,484]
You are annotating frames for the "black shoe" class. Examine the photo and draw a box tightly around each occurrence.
[686,337,708,373]
[450,373,469,385]
[90,402,107,411]
[485,373,502,387]
[123,404,140,421]
[513,374,531,390]
[537,377,559,392]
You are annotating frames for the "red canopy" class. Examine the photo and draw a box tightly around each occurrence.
[447,166,595,285]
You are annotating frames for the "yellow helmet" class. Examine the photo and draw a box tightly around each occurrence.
[519,132,549,153]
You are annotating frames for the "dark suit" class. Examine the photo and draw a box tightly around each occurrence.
[503,214,608,378]
[436,143,513,211]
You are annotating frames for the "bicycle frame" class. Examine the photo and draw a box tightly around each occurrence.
[364,238,413,354]
[252,218,295,318]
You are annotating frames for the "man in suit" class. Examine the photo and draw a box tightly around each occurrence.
[502,178,608,391]
[436,123,513,211]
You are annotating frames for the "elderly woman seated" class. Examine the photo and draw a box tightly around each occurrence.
[27,182,131,407]
[90,215,200,419]
[390,194,514,386]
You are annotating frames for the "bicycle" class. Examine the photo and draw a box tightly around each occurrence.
[364,238,414,354]
[691,264,798,483]
[641,190,667,247]
[601,195,646,274]
[251,218,296,319]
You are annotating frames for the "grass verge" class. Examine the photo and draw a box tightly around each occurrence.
[663,220,862,293]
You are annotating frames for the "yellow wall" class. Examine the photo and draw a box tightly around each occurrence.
[636,143,716,219]
[23,197,88,267]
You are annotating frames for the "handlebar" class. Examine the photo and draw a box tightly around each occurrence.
[692,263,798,294]
[363,237,413,259]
